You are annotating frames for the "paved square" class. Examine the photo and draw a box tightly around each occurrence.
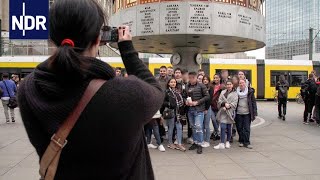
[0,102,320,180]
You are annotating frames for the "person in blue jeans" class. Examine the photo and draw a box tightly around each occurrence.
[186,72,210,154]
[161,78,186,151]
[145,111,166,152]
[0,73,17,123]
[214,80,238,150]
[202,75,213,148]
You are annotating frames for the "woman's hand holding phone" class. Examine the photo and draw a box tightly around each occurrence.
[118,26,132,42]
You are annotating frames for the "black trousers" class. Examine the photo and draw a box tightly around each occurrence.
[157,118,166,142]
[235,114,251,146]
[304,97,315,122]
[278,98,287,116]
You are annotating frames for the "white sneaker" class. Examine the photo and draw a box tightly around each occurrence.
[147,144,157,149]
[214,143,225,150]
[174,140,178,145]
[201,142,210,148]
[187,138,194,144]
[158,144,166,152]
[225,141,231,149]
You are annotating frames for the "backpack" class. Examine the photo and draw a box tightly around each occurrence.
[300,82,309,100]
[308,81,317,95]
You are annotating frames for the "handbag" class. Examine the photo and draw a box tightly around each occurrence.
[3,81,18,109]
[163,107,174,119]
[39,79,106,180]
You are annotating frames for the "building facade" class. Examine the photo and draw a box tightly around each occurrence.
[1,0,118,57]
[266,0,320,60]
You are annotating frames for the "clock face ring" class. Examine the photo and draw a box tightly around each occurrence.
[171,53,181,65]
[195,53,203,65]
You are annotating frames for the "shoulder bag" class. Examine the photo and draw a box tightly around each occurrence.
[39,79,106,180]
[3,81,18,109]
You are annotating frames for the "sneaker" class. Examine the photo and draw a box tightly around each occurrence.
[304,122,309,125]
[309,119,315,123]
[6,120,10,123]
[282,116,285,121]
[244,144,253,149]
[189,143,198,150]
[174,140,178,145]
[197,145,203,154]
[214,143,225,150]
[176,144,186,152]
[147,144,157,149]
[225,141,231,149]
[201,142,210,148]
[187,138,194,144]
[158,145,166,152]
[239,143,244,147]
[167,144,177,150]
[278,115,282,119]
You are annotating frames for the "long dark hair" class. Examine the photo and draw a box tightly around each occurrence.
[211,73,221,85]
[48,0,106,80]
[166,78,177,89]
[202,75,211,87]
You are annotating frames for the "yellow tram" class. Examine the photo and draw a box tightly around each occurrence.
[0,56,317,100]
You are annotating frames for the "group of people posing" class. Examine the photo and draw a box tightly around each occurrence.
[145,67,258,154]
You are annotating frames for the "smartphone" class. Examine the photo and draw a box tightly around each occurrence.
[100,26,119,45]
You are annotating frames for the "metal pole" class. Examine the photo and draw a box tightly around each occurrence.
[309,27,313,60]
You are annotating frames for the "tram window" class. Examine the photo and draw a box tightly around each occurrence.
[270,71,288,87]
[290,71,307,87]
[154,68,160,77]
[216,69,252,82]
[270,71,307,87]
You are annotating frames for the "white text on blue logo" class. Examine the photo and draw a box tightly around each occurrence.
[11,2,47,36]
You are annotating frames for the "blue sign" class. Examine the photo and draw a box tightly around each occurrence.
[9,0,49,39]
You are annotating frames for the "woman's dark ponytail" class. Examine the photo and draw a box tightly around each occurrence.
[48,0,105,80]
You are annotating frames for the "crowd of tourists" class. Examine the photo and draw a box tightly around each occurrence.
[141,66,258,154]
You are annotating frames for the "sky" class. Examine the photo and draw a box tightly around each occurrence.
[245,47,266,59]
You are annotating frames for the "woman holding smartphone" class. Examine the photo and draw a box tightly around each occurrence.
[17,0,164,179]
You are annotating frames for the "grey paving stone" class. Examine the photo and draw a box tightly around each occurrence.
[153,165,207,180]
[224,152,273,163]
[239,162,295,177]
[200,163,253,179]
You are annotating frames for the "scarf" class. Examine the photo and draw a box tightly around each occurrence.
[170,88,184,122]
[237,86,248,99]
[22,58,115,134]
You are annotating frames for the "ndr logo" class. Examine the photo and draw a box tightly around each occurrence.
[10,0,49,40]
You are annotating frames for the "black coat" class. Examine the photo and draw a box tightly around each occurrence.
[205,86,214,110]
[237,88,258,121]
[247,88,258,121]
[185,82,210,112]
[18,41,163,180]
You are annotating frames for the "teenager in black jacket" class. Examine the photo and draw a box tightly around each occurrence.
[276,75,289,121]
[17,0,163,179]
